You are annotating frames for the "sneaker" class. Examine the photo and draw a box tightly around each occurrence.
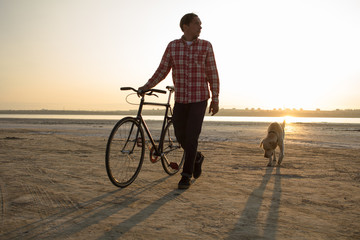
[178,176,191,189]
[193,152,204,179]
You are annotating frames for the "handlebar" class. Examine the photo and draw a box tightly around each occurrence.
[120,87,169,95]
[121,86,175,107]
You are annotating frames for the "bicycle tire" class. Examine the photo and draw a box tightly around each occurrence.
[160,120,184,175]
[105,117,145,188]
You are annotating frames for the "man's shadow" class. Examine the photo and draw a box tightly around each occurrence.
[2,176,184,240]
[226,166,282,240]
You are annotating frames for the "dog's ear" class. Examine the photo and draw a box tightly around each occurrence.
[260,140,263,148]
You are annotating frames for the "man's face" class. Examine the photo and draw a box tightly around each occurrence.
[184,17,202,39]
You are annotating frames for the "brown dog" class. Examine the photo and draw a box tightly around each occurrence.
[260,121,285,167]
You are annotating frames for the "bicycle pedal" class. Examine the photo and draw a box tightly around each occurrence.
[169,162,179,170]
[136,137,143,147]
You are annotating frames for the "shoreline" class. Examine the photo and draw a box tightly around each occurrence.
[2,115,360,125]
[1,108,360,118]
[2,116,360,125]
[1,118,360,150]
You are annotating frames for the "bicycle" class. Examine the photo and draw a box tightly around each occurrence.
[105,86,184,188]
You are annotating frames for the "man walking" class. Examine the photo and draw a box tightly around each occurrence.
[139,13,220,189]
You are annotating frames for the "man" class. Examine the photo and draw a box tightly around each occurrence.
[139,13,220,189]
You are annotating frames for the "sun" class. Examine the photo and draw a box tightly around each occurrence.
[284,116,296,123]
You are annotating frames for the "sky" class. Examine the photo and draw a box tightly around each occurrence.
[1,0,360,111]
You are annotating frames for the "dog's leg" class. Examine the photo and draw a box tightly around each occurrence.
[272,150,277,165]
[278,124,285,165]
[267,157,272,167]
[267,151,276,167]
[278,142,284,165]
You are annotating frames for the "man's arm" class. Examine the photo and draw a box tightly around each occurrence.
[139,43,172,91]
[205,43,220,116]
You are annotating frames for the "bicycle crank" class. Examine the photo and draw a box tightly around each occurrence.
[149,146,160,163]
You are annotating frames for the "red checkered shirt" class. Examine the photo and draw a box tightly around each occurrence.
[144,37,220,104]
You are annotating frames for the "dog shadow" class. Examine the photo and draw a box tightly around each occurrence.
[226,166,282,240]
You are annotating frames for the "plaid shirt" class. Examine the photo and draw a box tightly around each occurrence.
[144,37,220,104]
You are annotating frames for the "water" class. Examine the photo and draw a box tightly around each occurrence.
[1,114,359,149]
[206,116,360,124]
[1,114,360,124]
[201,121,360,149]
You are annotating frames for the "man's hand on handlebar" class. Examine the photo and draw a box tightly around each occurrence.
[137,86,149,97]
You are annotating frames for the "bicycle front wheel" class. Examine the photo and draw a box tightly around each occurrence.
[160,120,184,175]
[105,117,145,188]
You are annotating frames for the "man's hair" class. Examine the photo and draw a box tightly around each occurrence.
[180,13,198,31]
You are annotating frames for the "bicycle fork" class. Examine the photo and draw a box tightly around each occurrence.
[121,121,140,155]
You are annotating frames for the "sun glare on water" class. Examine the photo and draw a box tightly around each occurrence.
[284,116,296,123]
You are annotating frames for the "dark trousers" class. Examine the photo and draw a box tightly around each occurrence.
[172,100,207,178]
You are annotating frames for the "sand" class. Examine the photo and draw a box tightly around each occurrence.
[0,119,359,239]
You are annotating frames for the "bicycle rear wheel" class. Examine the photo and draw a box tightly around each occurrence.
[160,120,184,175]
[105,117,145,187]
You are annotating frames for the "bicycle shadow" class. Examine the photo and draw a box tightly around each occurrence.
[225,166,282,240]
[1,176,173,240]
[97,187,185,239]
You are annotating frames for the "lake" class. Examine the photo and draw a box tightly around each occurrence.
[1,114,360,124]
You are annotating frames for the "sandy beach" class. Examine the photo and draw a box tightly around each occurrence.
[0,118,359,239]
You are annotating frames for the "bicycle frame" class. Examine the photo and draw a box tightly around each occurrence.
[134,87,175,157]
[106,86,183,188]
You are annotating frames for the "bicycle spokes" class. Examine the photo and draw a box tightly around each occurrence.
[121,122,141,155]
[106,117,145,188]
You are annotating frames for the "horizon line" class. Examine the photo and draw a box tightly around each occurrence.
[1,108,360,112]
